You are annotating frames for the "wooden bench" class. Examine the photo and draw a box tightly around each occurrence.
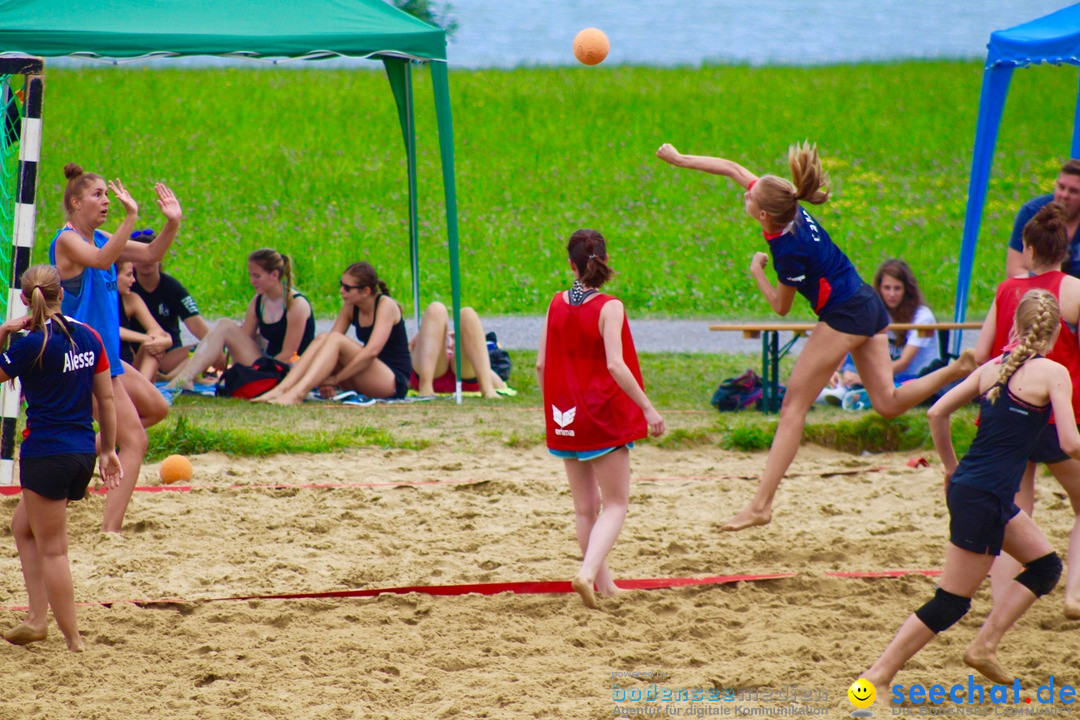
[709,321,983,413]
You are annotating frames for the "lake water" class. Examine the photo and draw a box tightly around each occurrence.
[448,0,1069,67]
[49,0,1073,70]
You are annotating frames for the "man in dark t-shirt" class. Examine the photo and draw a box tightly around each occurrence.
[1006,159,1080,277]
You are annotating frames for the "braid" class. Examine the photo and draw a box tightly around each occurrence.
[988,290,1059,403]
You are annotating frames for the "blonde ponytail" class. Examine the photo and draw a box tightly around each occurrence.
[20,265,72,366]
[754,141,831,226]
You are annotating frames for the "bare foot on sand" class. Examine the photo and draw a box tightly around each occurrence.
[597,583,627,599]
[4,622,47,646]
[571,574,599,610]
[1064,596,1080,621]
[718,505,772,532]
[66,635,84,652]
[963,646,1012,684]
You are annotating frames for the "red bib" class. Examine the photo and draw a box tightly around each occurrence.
[542,292,647,451]
[991,271,1080,419]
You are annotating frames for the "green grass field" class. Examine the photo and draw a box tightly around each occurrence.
[34,61,1076,320]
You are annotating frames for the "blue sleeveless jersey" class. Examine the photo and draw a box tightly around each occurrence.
[49,227,123,376]
[0,318,109,457]
[767,207,863,315]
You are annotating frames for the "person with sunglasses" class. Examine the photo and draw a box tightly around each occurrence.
[165,248,315,390]
[255,262,411,404]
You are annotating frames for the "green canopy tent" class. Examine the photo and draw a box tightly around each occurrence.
[0,0,465,392]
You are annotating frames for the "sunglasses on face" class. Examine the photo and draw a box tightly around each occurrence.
[340,280,365,292]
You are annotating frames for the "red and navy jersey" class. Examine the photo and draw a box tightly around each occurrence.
[0,317,109,458]
[767,207,863,314]
[542,292,647,451]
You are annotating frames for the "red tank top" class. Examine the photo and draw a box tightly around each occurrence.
[543,292,647,451]
[991,271,1080,416]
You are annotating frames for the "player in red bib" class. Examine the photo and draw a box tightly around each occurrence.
[1,266,122,651]
[537,229,665,610]
[657,141,976,532]
[974,202,1080,618]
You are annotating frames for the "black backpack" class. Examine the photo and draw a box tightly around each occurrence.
[486,331,512,382]
[216,357,290,399]
[711,369,764,412]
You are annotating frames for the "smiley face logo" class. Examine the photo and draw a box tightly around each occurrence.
[848,678,876,709]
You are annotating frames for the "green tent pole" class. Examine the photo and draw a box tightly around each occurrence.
[429,60,462,404]
[382,57,421,327]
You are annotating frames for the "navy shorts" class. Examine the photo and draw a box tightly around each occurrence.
[19,453,96,502]
[818,283,890,337]
[1028,423,1074,465]
[946,482,1019,556]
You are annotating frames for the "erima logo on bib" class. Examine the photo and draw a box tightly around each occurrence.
[787,274,806,283]
[63,349,96,373]
[552,405,576,436]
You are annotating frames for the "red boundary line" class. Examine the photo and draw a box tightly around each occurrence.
[0,573,798,611]
[0,467,888,496]
[0,570,944,612]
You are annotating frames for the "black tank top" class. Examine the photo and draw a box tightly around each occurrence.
[351,295,412,380]
[255,292,315,358]
[952,362,1051,504]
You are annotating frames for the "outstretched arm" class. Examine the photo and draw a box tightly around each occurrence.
[656,144,758,189]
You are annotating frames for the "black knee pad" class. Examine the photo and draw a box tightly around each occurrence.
[914,588,972,634]
[1015,552,1062,598]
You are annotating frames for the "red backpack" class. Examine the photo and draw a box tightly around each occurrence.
[215,357,290,399]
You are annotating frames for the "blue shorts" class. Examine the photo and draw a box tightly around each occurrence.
[818,283,890,338]
[1028,423,1074,465]
[549,443,633,461]
[947,482,1019,556]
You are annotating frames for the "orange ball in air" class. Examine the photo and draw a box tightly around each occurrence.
[573,28,610,66]
[160,455,193,485]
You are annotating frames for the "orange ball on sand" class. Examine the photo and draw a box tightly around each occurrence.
[573,28,610,66]
[160,455,193,485]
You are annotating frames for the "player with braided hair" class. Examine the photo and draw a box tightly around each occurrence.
[975,201,1080,617]
[863,289,1078,687]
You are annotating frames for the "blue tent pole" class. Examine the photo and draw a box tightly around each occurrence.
[1072,67,1080,159]
[952,64,1014,355]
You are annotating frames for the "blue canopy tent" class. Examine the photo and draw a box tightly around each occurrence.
[953,2,1080,352]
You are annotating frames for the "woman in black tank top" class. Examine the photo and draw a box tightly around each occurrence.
[862,289,1080,689]
[165,248,313,390]
[255,262,411,404]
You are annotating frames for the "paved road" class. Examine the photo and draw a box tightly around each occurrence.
[276,315,980,355]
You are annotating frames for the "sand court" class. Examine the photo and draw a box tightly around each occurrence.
[1,433,1078,718]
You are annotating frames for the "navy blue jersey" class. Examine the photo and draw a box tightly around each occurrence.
[0,318,109,457]
[952,378,1051,505]
[767,207,863,314]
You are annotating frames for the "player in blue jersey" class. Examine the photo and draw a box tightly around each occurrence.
[863,289,1073,687]
[1,265,122,651]
[657,142,976,531]
[50,163,182,532]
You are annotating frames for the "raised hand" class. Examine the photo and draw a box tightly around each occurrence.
[155,183,182,223]
[108,179,138,216]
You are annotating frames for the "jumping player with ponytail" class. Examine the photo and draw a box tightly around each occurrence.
[656,142,976,531]
[537,229,665,610]
[51,163,180,532]
[166,248,315,390]
[1,265,122,651]
[863,289,1077,687]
